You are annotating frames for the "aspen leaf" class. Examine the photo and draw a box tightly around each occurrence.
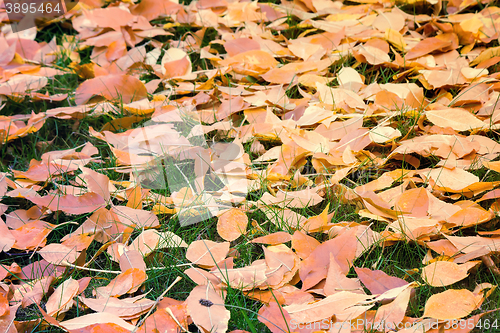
[219,50,278,76]
[422,261,478,287]
[79,296,155,319]
[337,67,364,92]
[75,74,148,105]
[406,37,451,60]
[369,126,401,143]
[425,108,485,132]
[161,48,193,79]
[212,260,267,290]
[291,230,320,259]
[119,249,146,272]
[355,267,408,295]
[258,301,293,333]
[29,192,106,215]
[128,229,187,258]
[80,166,112,202]
[372,12,405,32]
[38,243,79,265]
[249,232,292,245]
[0,220,15,252]
[186,284,230,333]
[60,313,136,331]
[95,268,147,298]
[46,278,79,317]
[186,240,230,267]
[217,208,248,241]
[423,289,477,320]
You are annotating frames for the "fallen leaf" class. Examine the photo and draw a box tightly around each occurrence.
[79,295,155,320]
[60,312,136,331]
[354,267,409,295]
[186,240,230,267]
[249,232,292,245]
[46,278,79,317]
[38,244,79,265]
[422,261,478,287]
[96,268,147,298]
[29,192,106,215]
[186,284,230,333]
[217,208,248,241]
[425,108,485,132]
[75,74,148,105]
[423,289,478,320]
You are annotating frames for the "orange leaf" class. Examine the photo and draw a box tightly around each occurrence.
[46,278,79,317]
[394,188,429,218]
[59,313,136,331]
[79,296,155,320]
[354,267,408,295]
[38,243,79,265]
[127,229,187,258]
[447,207,494,228]
[186,284,230,333]
[161,48,193,79]
[217,208,248,241]
[96,268,147,298]
[249,232,292,245]
[299,228,358,290]
[130,0,182,20]
[75,74,147,105]
[186,240,230,267]
[119,249,146,272]
[29,192,106,215]
[406,37,451,60]
[111,205,160,229]
[11,220,54,251]
[0,293,8,317]
[80,167,112,202]
[291,230,320,259]
[136,307,189,333]
[302,203,330,233]
[13,159,80,182]
[264,244,300,289]
[61,234,95,252]
[224,38,260,57]
[324,254,363,295]
[423,289,477,320]
[0,219,15,252]
[71,323,131,333]
[212,260,267,290]
[219,50,278,76]
[258,301,293,333]
[373,284,413,328]
[125,184,149,209]
[422,261,479,287]
[283,291,371,323]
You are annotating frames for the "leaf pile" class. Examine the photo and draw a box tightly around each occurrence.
[2,0,500,331]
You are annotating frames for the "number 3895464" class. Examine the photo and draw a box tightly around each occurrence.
[5,1,62,14]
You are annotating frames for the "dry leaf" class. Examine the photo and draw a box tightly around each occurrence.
[46,278,79,317]
[38,244,79,265]
[186,240,230,267]
[75,74,148,105]
[217,208,248,241]
[423,289,478,320]
[186,284,230,333]
[425,108,485,132]
[422,261,478,287]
